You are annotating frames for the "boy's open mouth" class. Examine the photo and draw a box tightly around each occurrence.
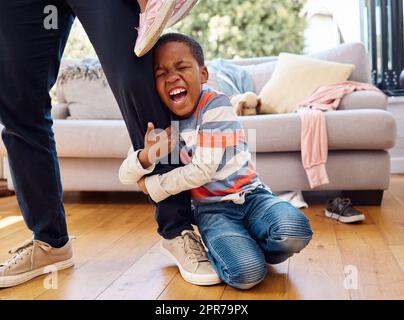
[169,87,188,104]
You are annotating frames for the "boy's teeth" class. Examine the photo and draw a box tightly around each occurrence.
[170,88,186,95]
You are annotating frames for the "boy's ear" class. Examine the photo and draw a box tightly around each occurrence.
[201,66,209,84]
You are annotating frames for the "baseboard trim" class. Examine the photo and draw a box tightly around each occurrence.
[391,157,404,174]
[0,179,14,197]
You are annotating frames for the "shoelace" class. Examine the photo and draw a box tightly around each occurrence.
[0,239,51,270]
[339,198,353,212]
[135,1,160,37]
[174,0,185,10]
[0,236,76,270]
[182,232,209,264]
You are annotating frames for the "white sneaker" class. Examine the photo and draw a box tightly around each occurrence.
[160,230,222,285]
[166,0,199,28]
[134,0,176,57]
[0,238,74,288]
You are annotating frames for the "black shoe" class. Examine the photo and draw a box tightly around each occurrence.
[325,197,365,223]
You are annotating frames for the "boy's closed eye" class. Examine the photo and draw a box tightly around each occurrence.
[155,66,166,77]
[155,65,191,78]
[155,70,165,78]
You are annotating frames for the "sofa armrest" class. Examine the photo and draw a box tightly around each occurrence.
[52,103,69,119]
[338,90,388,111]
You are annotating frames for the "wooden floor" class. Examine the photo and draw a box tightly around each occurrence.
[1,175,404,300]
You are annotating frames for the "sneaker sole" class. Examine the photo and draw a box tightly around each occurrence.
[160,242,222,286]
[0,257,74,288]
[134,0,176,57]
[325,210,365,223]
[166,0,199,29]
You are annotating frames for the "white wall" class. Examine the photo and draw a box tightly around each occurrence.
[304,14,340,53]
[304,0,362,53]
[326,0,362,43]
[388,97,404,174]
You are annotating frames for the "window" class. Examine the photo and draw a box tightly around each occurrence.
[361,0,404,95]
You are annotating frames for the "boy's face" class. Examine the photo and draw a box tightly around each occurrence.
[153,42,209,118]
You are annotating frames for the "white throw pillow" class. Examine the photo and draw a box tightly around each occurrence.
[57,60,123,120]
[259,53,355,114]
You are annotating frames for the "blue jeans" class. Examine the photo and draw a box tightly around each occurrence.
[194,186,313,290]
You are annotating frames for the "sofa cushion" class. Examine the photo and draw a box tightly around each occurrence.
[259,53,355,114]
[50,120,131,158]
[239,60,278,94]
[339,90,388,110]
[255,150,390,192]
[13,109,392,160]
[308,42,372,84]
[57,60,123,120]
[241,109,396,153]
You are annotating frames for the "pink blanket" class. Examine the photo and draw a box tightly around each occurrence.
[297,81,383,188]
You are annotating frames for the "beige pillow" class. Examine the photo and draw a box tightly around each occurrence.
[57,59,123,120]
[259,53,355,114]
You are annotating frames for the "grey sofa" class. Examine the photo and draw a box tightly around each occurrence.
[0,42,397,205]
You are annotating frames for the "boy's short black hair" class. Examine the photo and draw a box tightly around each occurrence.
[154,33,205,66]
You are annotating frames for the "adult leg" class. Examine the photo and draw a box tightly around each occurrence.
[194,203,267,290]
[65,0,193,238]
[244,188,313,264]
[0,0,75,247]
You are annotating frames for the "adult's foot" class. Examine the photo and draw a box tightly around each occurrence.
[160,230,222,285]
[134,0,176,57]
[0,238,74,288]
[166,0,199,29]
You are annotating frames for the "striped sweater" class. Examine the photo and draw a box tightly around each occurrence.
[119,88,265,205]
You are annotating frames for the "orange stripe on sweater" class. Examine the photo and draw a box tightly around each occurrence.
[194,91,218,118]
[197,130,245,148]
[191,186,217,199]
[217,167,257,195]
[191,166,257,199]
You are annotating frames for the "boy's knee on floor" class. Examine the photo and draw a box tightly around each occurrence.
[282,236,312,253]
[263,236,312,265]
[271,206,313,241]
[231,278,265,290]
[224,260,267,290]
[209,234,268,290]
[267,235,312,256]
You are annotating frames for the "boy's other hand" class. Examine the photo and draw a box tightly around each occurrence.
[138,122,176,168]
[137,177,149,195]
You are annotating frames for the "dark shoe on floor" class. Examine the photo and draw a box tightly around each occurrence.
[325,197,365,223]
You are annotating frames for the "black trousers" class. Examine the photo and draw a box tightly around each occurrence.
[0,0,193,247]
